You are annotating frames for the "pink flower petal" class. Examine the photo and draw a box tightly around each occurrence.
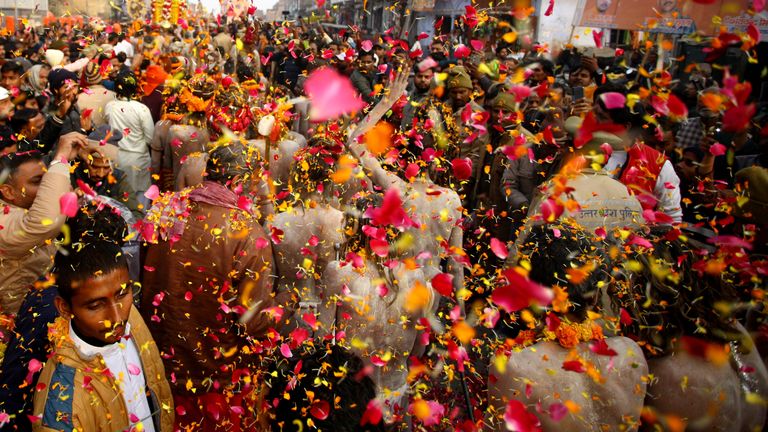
[454,44,471,59]
[59,192,79,217]
[144,184,160,201]
[305,67,366,122]
[490,237,508,259]
[470,39,484,51]
[127,363,141,376]
[599,92,626,110]
[509,85,532,102]
[370,239,389,257]
[280,343,293,358]
[709,143,727,156]
[237,195,252,212]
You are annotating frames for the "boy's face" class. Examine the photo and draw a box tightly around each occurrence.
[56,267,133,345]
[1,71,21,90]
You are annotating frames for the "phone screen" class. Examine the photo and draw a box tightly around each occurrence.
[572,86,584,100]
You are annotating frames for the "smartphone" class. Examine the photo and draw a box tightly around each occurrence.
[572,86,584,100]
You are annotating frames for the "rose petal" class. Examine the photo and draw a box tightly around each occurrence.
[144,184,160,201]
[599,92,626,110]
[503,400,542,432]
[310,400,330,420]
[709,143,727,156]
[490,237,509,259]
[279,343,293,358]
[305,67,366,122]
[451,157,472,180]
[127,363,141,376]
[430,273,454,297]
[491,267,553,312]
[59,192,79,217]
[454,44,471,59]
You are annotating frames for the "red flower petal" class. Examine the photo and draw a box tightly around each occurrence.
[667,93,688,119]
[451,157,473,180]
[541,198,564,223]
[589,339,618,357]
[431,273,454,297]
[491,268,553,312]
[562,360,586,373]
[544,0,555,16]
[310,400,330,420]
[370,239,389,257]
[470,39,484,51]
[361,400,383,426]
[503,400,542,432]
[454,44,471,59]
[592,30,604,48]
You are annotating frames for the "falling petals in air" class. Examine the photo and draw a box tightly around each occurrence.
[360,399,383,426]
[503,400,542,432]
[430,273,454,297]
[59,192,78,217]
[310,399,330,420]
[451,157,473,180]
[454,44,471,59]
[25,359,43,385]
[491,267,553,313]
[144,184,160,201]
[599,92,626,110]
[304,67,366,122]
[490,237,509,259]
[709,142,727,156]
[279,343,293,358]
[365,187,418,230]
[544,0,555,16]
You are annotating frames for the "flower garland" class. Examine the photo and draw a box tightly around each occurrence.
[541,315,604,349]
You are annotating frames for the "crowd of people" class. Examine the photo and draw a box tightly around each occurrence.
[0,5,765,432]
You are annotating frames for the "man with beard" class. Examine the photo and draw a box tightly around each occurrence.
[401,61,435,130]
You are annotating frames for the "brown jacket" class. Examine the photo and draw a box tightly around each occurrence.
[33,306,174,432]
[141,193,275,395]
[0,162,70,316]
